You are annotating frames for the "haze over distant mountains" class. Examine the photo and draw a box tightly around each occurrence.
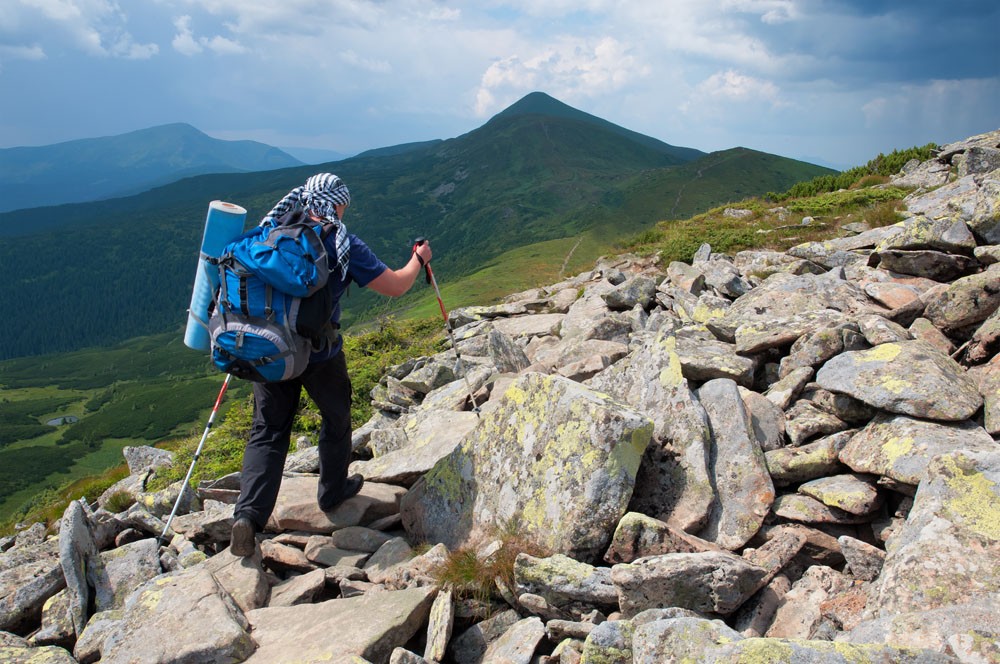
[0,123,305,213]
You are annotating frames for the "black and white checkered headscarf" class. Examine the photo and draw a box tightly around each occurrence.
[262,173,351,280]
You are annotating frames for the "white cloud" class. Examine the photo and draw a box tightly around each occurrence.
[721,0,799,24]
[0,43,46,61]
[688,69,784,106]
[474,36,648,116]
[171,14,245,56]
[16,0,158,58]
[171,15,201,55]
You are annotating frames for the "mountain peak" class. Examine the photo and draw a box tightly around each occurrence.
[488,91,705,164]
[494,91,581,119]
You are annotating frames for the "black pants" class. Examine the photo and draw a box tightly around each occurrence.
[234,350,352,530]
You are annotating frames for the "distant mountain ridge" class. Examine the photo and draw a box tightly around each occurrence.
[0,92,834,360]
[0,123,303,212]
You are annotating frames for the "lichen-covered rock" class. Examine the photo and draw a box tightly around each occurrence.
[696,379,775,551]
[839,413,994,485]
[632,616,743,663]
[269,476,406,533]
[964,306,1000,364]
[89,568,254,664]
[401,372,652,560]
[875,249,979,282]
[484,328,531,374]
[448,609,521,664]
[589,333,715,533]
[765,431,851,487]
[765,565,851,639]
[970,173,1000,243]
[770,493,871,525]
[0,538,64,636]
[815,340,982,421]
[0,645,78,663]
[481,617,545,664]
[603,512,720,564]
[870,449,1000,616]
[99,538,161,611]
[922,268,1000,333]
[711,271,881,344]
[580,619,634,664]
[602,275,659,311]
[797,474,882,516]
[842,598,1000,662]
[122,445,175,475]
[612,551,767,617]
[674,332,757,387]
[350,410,480,486]
[874,216,977,255]
[784,400,849,446]
[837,535,886,582]
[513,553,618,613]
[245,586,437,663]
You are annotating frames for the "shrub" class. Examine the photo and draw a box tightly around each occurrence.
[103,490,136,514]
[431,521,549,604]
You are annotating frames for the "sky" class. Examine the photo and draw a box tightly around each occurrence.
[1,1,998,170]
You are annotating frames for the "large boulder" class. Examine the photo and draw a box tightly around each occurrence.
[589,332,715,532]
[244,587,437,663]
[815,340,982,421]
[696,379,775,551]
[868,449,1000,616]
[401,372,652,561]
[81,567,254,664]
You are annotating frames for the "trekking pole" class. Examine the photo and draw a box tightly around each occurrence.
[413,239,480,416]
[159,373,233,545]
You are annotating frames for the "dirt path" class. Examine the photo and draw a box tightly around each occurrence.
[559,238,583,279]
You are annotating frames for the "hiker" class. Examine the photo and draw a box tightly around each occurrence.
[230,172,432,557]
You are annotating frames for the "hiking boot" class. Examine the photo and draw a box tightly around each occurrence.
[230,516,256,557]
[320,474,365,512]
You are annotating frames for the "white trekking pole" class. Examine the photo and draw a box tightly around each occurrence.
[159,373,233,544]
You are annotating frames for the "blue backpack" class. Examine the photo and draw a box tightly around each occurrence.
[207,207,339,382]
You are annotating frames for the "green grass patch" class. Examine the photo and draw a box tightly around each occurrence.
[619,187,909,266]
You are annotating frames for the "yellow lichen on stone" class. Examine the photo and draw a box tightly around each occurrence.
[692,303,726,324]
[882,435,915,462]
[939,455,1000,541]
[656,336,685,388]
[859,342,902,363]
[728,638,794,663]
[881,376,909,394]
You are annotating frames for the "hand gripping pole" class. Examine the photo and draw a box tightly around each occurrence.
[413,239,480,416]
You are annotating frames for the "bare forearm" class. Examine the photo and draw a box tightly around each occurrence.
[366,253,424,297]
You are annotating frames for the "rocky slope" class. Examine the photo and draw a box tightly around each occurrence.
[0,129,998,663]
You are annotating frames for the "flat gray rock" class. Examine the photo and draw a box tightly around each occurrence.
[815,340,982,421]
[245,586,436,663]
[839,413,994,485]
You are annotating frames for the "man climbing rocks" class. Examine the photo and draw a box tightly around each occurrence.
[230,172,432,557]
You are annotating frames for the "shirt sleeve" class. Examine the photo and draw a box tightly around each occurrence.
[347,234,389,287]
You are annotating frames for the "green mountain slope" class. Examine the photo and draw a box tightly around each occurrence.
[0,93,833,361]
[0,123,303,213]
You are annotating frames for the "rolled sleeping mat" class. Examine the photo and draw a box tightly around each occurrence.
[184,200,248,351]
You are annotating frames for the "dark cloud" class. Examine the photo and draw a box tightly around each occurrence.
[747,0,999,84]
